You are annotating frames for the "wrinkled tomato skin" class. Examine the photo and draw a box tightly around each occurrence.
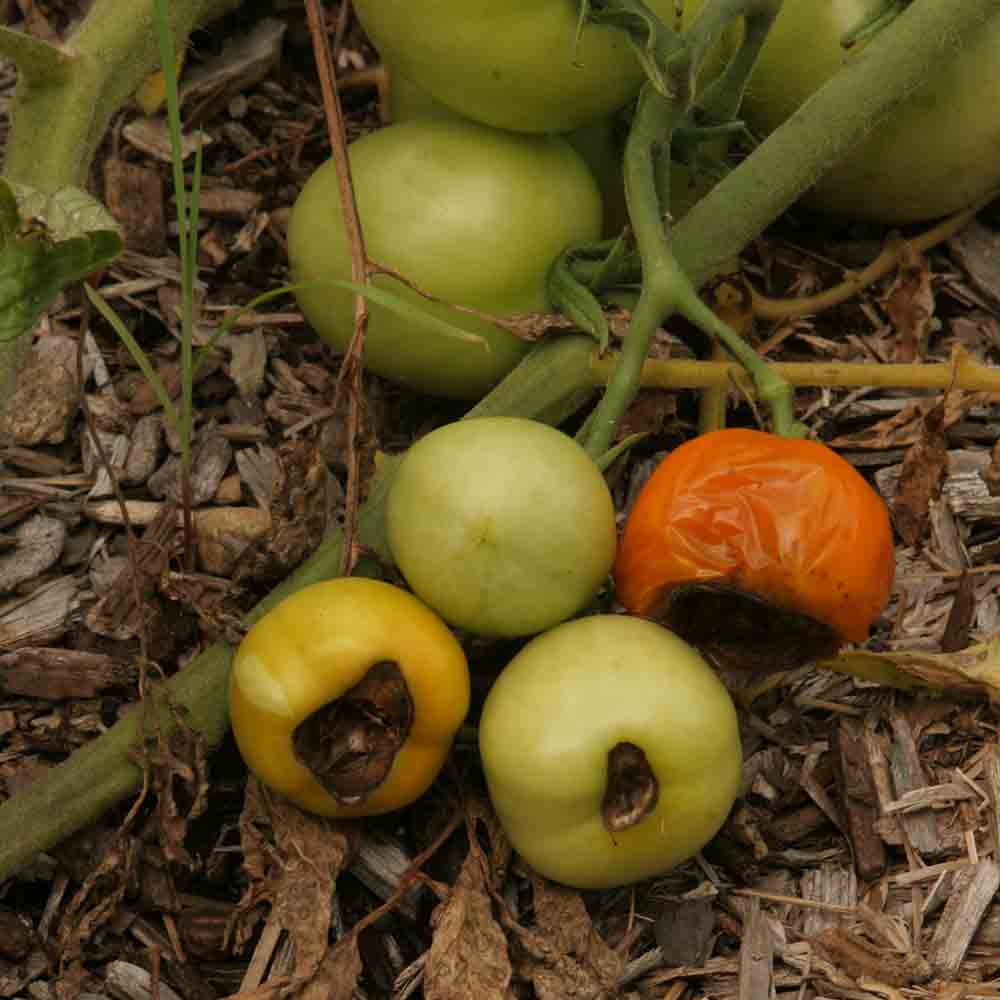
[742,1,1000,222]
[614,429,895,643]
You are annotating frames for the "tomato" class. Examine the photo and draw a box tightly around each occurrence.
[229,578,470,818]
[354,0,687,133]
[388,69,724,238]
[386,417,618,638]
[742,1,1000,222]
[288,120,602,399]
[614,429,895,662]
[479,614,742,889]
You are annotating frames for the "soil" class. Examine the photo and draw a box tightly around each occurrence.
[3,2,1000,998]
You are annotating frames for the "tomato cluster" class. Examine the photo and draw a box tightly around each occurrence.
[238,3,911,890]
[232,419,896,887]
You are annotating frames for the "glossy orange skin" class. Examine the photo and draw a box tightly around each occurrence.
[614,430,894,644]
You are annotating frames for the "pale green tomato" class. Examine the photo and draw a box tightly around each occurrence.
[479,615,742,889]
[288,120,602,400]
[355,0,686,133]
[386,417,617,638]
[742,0,1000,222]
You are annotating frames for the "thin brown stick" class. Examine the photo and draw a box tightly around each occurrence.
[303,0,370,577]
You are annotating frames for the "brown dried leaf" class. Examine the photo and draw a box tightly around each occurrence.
[981,438,1000,496]
[232,779,358,976]
[507,875,623,1000]
[822,642,1000,704]
[828,391,975,451]
[234,437,332,587]
[892,394,950,547]
[424,851,512,1000]
[881,243,934,363]
[532,877,623,986]
[299,934,363,1000]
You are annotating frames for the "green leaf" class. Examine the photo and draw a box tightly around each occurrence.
[547,252,610,350]
[331,279,491,350]
[0,180,122,343]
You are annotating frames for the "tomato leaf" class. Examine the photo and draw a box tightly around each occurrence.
[0,180,122,344]
[330,279,491,351]
[547,252,610,350]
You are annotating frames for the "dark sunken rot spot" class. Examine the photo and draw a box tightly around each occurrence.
[602,741,659,834]
[292,661,413,806]
[654,582,842,673]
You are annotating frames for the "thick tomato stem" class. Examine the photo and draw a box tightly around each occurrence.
[582,0,803,455]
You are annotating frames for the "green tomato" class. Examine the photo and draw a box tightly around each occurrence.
[354,0,685,133]
[479,615,742,889]
[388,69,724,239]
[386,417,617,638]
[288,120,602,400]
[742,1,1000,222]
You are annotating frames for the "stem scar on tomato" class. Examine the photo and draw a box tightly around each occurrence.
[292,661,414,807]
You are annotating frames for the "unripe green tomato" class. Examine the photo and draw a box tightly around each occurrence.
[386,417,617,638]
[288,120,602,400]
[355,0,685,133]
[479,615,742,889]
[742,0,1000,222]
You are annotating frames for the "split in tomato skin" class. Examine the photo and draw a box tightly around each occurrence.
[614,429,895,655]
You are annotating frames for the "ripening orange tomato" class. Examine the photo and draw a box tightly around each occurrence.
[614,429,894,646]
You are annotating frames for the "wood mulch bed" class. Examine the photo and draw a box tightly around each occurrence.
[3,2,1000,997]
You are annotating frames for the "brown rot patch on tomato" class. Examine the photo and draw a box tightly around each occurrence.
[602,741,658,834]
[293,661,414,805]
[654,582,842,673]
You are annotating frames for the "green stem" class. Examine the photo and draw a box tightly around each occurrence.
[840,0,907,48]
[2,0,238,193]
[0,0,240,428]
[583,84,685,459]
[583,0,802,453]
[0,28,74,85]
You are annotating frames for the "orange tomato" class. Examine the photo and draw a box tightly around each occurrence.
[614,429,894,645]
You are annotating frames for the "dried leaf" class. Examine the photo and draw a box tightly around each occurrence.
[821,642,1000,703]
[508,875,623,1000]
[828,392,975,451]
[532,878,623,986]
[892,394,950,547]
[881,243,934,362]
[981,438,1000,496]
[232,779,358,976]
[424,851,512,1000]
[300,934,363,1000]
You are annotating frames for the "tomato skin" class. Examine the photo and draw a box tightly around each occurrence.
[742,1,1000,222]
[229,578,470,818]
[288,120,602,400]
[355,0,684,133]
[614,429,894,644]
[479,615,741,889]
[386,417,618,638]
